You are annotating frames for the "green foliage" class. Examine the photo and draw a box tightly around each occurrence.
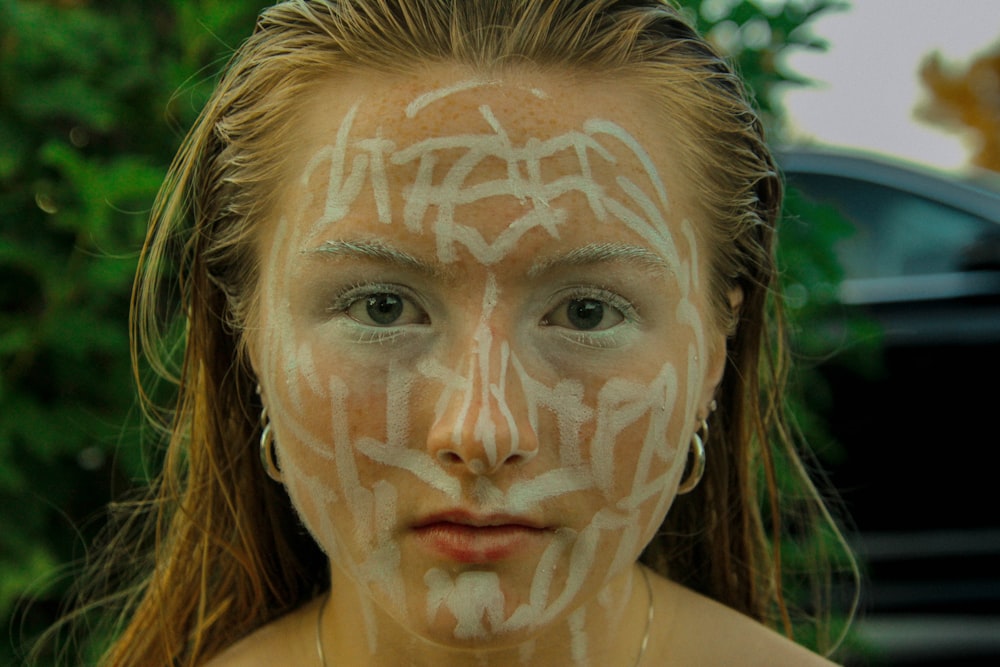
[676,0,847,133]
[0,1,262,662]
[2,0,867,663]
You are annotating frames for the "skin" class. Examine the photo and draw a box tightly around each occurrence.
[207,65,836,666]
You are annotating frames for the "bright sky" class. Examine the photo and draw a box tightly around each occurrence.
[777,0,1000,173]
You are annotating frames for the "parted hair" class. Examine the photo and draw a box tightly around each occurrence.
[50,1,852,665]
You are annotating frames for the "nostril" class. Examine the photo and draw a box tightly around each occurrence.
[436,450,464,465]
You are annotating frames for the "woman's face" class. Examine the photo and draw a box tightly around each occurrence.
[251,66,728,647]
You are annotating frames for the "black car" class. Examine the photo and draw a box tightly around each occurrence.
[780,148,1000,666]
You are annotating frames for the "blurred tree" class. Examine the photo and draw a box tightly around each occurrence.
[918,44,1000,172]
[2,0,855,663]
[0,1,263,662]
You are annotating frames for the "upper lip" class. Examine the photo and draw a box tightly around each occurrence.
[412,510,546,530]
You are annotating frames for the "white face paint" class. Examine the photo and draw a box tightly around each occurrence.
[252,67,727,662]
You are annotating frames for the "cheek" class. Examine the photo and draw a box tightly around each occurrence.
[578,332,706,540]
[258,322,402,549]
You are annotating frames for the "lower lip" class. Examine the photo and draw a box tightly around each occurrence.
[413,523,546,563]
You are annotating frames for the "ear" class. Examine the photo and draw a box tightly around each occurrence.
[698,286,743,418]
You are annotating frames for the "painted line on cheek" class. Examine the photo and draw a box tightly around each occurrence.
[503,528,575,631]
[385,362,415,449]
[619,362,679,510]
[360,479,407,614]
[501,467,594,515]
[327,376,377,545]
[356,437,462,500]
[591,376,661,495]
[508,353,592,468]
[606,515,646,585]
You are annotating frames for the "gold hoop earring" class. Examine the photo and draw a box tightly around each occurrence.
[677,415,710,495]
[257,386,282,483]
[259,408,283,483]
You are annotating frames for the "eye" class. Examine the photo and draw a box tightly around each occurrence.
[544,296,626,331]
[337,288,429,327]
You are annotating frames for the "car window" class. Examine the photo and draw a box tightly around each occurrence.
[789,173,992,280]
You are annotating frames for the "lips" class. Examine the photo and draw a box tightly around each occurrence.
[411,511,549,563]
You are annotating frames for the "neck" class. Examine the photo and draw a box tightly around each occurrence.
[320,562,652,667]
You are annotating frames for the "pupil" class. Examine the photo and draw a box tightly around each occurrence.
[568,299,603,330]
[366,294,403,325]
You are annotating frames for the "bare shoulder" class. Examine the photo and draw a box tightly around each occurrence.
[648,572,839,666]
[201,597,322,667]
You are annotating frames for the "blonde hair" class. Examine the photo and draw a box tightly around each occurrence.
[56,1,853,664]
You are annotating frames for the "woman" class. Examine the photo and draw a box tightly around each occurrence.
[81,1,853,665]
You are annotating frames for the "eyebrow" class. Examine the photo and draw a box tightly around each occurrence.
[527,242,673,278]
[302,239,447,278]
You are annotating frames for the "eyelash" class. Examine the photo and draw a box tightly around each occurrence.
[326,282,639,346]
[327,282,427,341]
[544,286,640,347]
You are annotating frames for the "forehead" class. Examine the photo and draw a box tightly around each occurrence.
[276,65,699,265]
[297,66,658,151]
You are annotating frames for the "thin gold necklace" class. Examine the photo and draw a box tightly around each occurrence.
[316,567,654,666]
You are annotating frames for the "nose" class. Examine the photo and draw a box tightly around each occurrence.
[425,328,539,475]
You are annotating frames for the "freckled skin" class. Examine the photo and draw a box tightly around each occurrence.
[249,65,728,665]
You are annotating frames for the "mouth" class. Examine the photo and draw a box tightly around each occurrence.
[411,511,550,563]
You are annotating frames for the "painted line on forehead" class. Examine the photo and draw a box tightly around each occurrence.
[302,102,367,231]
[405,78,497,118]
[435,205,569,266]
[583,118,669,213]
[388,125,613,172]
[355,133,395,224]
[479,105,527,202]
[616,175,679,262]
[304,96,687,276]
